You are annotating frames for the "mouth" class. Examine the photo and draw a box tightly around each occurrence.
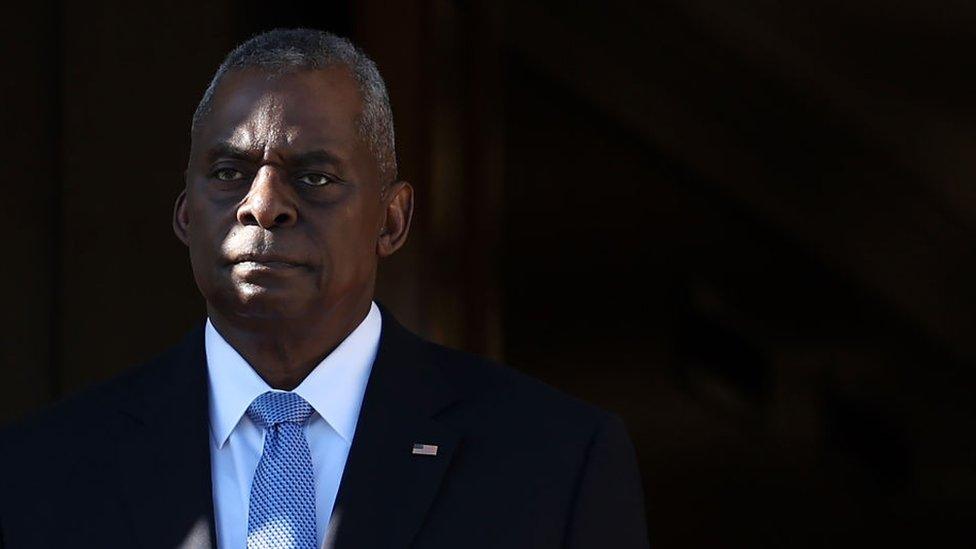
[228,254,309,271]
[235,260,301,269]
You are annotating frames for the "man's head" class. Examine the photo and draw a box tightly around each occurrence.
[173,29,412,329]
[191,29,397,182]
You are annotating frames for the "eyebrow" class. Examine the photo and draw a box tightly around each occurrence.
[204,142,345,168]
[290,149,344,168]
[205,143,256,163]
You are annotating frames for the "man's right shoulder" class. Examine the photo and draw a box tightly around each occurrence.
[0,330,195,467]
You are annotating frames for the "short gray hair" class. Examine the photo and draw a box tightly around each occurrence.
[192,28,397,181]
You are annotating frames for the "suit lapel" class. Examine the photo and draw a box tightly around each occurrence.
[113,324,217,549]
[327,305,462,549]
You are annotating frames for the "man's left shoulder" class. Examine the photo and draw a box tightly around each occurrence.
[421,339,626,445]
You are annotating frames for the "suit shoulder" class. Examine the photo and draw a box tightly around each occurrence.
[1,332,188,451]
[422,339,615,432]
[0,371,133,494]
[3,372,124,445]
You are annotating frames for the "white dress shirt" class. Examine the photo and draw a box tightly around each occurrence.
[205,302,381,549]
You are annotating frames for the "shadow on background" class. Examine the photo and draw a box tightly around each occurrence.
[3,1,975,546]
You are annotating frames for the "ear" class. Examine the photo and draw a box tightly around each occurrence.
[173,188,191,246]
[377,181,414,258]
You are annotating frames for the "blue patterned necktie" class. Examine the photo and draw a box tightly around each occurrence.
[246,391,317,549]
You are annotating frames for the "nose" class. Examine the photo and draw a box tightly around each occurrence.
[237,166,298,229]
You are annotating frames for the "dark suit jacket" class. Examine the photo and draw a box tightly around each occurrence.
[1,304,649,548]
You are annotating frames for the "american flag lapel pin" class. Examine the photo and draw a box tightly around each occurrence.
[412,443,439,456]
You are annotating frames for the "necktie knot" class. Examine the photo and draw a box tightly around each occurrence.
[246,391,313,429]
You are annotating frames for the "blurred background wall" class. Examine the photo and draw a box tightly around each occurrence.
[3,1,975,546]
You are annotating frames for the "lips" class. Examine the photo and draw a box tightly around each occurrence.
[229,253,308,269]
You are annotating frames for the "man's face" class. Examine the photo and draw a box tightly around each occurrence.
[175,66,398,324]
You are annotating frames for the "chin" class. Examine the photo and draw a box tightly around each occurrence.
[222,283,310,323]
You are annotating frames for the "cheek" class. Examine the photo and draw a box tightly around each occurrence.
[312,209,379,276]
[186,198,229,280]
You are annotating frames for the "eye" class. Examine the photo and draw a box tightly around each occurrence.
[297,173,335,187]
[212,168,245,182]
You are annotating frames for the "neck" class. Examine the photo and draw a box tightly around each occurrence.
[207,296,373,391]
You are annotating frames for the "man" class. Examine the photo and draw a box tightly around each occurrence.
[0,29,649,548]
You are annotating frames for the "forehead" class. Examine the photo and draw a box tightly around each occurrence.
[195,66,363,153]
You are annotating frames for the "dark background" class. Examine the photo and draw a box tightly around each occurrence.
[3,1,975,546]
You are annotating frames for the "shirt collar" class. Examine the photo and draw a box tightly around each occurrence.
[205,301,382,448]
